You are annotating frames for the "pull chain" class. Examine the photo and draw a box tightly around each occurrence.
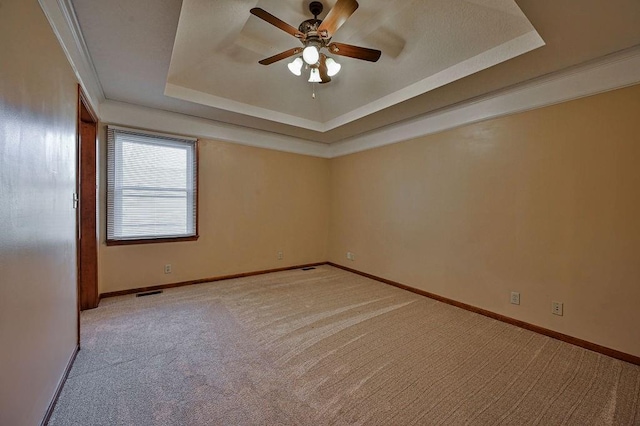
[312,83,316,99]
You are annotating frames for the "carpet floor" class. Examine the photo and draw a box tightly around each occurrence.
[49,265,640,425]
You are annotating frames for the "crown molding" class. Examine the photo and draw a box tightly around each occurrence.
[38,0,105,114]
[99,101,331,158]
[329,45,640,158]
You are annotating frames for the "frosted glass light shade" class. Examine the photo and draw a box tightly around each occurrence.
[303,45,319,65]
[287,57,303,76]
[308,67,321,83]
[325,57,341,76]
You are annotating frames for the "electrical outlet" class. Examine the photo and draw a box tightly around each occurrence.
[350,252,355,261]
[510,291,520,305]
[164,264,172,274]
[552,301,563,316]
[277,251,283,260]
[346,252,352,260]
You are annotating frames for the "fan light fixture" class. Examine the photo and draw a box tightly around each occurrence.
[325,57,341,76]
[287,57,303,76]
[302,45,320,65]
[308,67,322,83]
[288,55,341,81]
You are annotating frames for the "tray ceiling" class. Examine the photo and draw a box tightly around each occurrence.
[166,0,542,132]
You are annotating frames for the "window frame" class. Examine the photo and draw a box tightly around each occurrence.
[105,127,199,246]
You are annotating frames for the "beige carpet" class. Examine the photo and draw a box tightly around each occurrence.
[49,265,640,425]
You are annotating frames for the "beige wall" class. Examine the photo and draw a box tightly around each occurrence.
[0,1,79,424]
[99,139,330,294]
[98,87,640,358]
[329,84,640,357]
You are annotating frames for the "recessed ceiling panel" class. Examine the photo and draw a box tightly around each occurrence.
[165,0,544,131]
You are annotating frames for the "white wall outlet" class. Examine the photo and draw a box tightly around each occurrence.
[164,264,172,274]
[552,301,563,316]
[350,252,355,261]
[346,252,352,260]
[277,250,283,260]
[510,291,520,305]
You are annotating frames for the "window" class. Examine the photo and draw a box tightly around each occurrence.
[107,127,198,245]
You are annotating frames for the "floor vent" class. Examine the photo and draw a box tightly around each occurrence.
[301,267,316,271]
[136,290,163,297]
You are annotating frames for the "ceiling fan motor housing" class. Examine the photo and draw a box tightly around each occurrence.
[299,19,322,35]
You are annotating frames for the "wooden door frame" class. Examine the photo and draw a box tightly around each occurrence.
[76,85,99,344]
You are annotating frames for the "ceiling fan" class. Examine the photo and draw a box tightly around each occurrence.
[250,0,382,84]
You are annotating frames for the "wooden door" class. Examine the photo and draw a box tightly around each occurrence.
[78,88,98,311]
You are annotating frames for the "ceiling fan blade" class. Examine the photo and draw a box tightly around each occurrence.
[319,55,331,84]
[317,0,359,39]
[328,42,381,62]
[258,47,302,65]
[250,8,304,39]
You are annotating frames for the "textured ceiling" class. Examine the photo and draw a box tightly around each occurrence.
[70,0,640,143]
[166,0,541,131]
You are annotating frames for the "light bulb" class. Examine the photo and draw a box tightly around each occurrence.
[302,45,319,65]
[308,67,321,83]
[287,57,303,76]
[325,57,341,77]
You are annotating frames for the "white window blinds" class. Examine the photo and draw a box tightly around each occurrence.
[107,127,198,242]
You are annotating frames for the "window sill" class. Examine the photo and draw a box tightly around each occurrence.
[106,235,199,246]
